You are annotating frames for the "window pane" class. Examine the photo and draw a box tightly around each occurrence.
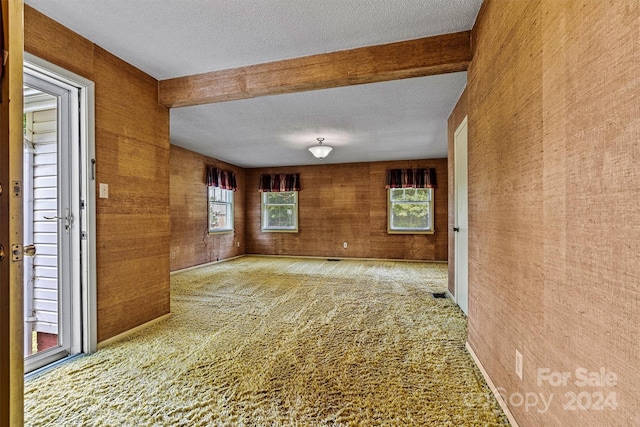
[390,202,430,230]
[210,187,234,203]
[208,188,233,231]
[390,189,402,201]
[390,188,431,202]
[209,202,231,230]
[266,192,295,204]
[209,186,220,201]
[264,205,295,229]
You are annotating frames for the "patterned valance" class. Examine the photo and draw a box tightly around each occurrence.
[385,168,437,189]
[258,174,300,192]
[206,167,237,191]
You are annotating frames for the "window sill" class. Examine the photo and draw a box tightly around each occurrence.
[387,230,435,235]
[261,229,299,233]
[208,229,234,235]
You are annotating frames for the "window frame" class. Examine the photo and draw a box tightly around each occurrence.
[208,186,234,234]
[387,188,435,234]
[261,191,299,233]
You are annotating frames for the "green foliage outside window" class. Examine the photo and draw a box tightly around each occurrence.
[262,191,298,231]
[208,187,233,232]
[388,188,433,232]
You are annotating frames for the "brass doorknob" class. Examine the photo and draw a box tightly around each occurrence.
[0,244,4,261]
[24,244,36,257]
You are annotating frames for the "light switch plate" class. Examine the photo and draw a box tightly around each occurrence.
[99,183,109,199]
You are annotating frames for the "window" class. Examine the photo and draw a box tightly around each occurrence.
[388,188,434,233]
[208,186,234,232]
[261,191,298,232]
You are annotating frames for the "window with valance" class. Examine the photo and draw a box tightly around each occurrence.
[385,168,436,234]
[206,167,236,233]
[258,174,300,232]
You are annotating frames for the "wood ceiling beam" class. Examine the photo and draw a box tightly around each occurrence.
[158,31,471,108]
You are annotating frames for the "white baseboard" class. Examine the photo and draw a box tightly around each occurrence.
[466,342,520,427]
[97,313,172,350]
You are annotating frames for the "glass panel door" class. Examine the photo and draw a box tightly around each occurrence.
[23,70,78,372]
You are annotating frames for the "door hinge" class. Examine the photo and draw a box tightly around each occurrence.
[81,231,88,240]
[81,200,85,209]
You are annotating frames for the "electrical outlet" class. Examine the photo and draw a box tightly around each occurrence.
[170,252,176,260]
[343,242,348,249]
[99,183,109,198]
[236,241,240,248]
[515,349,523,380]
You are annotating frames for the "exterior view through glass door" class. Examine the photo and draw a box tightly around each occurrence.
[23,67,81,372]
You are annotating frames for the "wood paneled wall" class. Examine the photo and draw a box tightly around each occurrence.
[25,6,171,343]
[468,1,639,425]
[170,146,245,271]
[447,88,467,296]
[245,159,447,261]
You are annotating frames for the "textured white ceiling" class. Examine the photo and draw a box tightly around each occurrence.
[24,0,480,167]
[171,72,467,167]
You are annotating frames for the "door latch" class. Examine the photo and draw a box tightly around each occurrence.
[11,244,22,261]
[0,244,4,262]
[7,244,36,262]
[12,181,22,198]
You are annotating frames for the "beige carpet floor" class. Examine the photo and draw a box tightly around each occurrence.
[25,256,509,426]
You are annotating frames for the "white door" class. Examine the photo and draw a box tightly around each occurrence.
[23,70,79,372]
[454,116,469,315]
[22,56,97,373]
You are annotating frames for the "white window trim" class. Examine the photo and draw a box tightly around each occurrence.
[261,191,299,233]
[387,188,435,234]
[208,187,234,234]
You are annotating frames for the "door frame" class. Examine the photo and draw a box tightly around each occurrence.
[454,115,469,315]
[24,53,97,357]
[0,1,25,423]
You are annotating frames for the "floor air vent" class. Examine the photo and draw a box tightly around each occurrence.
[432,292,447,299]
[327,259,341,262]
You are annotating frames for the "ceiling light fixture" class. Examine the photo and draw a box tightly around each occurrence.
[308,137,333,159]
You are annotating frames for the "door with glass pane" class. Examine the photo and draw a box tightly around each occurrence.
[23,69,79,372]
